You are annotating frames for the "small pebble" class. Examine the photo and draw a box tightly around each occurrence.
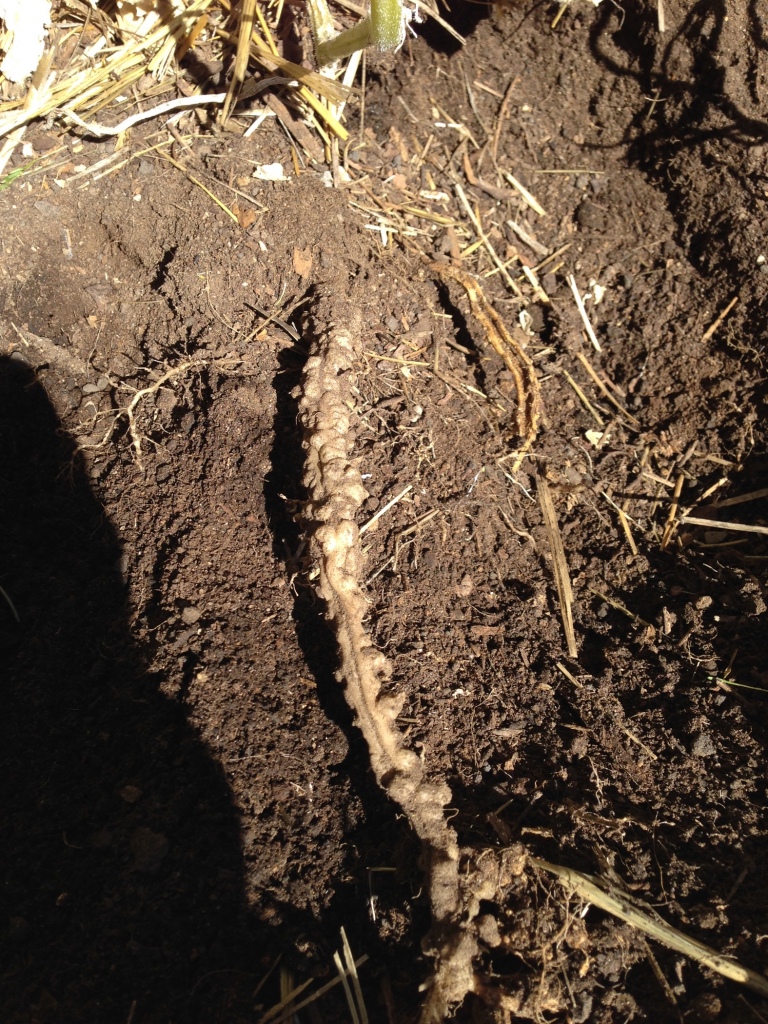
[691,732,716,758]
[33,200,61,218]
[455,574,474,598]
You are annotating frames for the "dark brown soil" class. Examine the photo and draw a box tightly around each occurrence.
[2,2,767,1021]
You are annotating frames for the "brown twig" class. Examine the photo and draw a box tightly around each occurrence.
[536,466,578,658]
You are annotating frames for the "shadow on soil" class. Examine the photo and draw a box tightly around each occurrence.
[0,302,440,1022]
[417,0,492,55]
[0,355,375,1024]
[588,0,768,146]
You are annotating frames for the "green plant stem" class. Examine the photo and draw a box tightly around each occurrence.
[314,0,405,64]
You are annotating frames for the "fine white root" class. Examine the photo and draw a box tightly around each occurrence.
[297,296,481,1022]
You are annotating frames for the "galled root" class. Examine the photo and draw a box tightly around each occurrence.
[297,296,484,1022]
[295,289,766,1022]
[431,262,541,470]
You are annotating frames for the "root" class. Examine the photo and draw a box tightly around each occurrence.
[431,262,541,470]
[297,295,481,1022]
[78,359,206,467]
[118,359,206,467]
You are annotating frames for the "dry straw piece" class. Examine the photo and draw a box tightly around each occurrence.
[0,0,456,167]
[536,466,578,658]
[533,858,768,999]
[0,0,350,168]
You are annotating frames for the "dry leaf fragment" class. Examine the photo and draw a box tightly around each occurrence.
[232,202,256,230]
[293,246,313,279]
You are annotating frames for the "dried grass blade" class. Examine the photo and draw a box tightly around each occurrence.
[617,507,639,556]
[0,583,20,623]
[661,472,684,549]
[214,25,350,103]
[503,170,546,216]
[556,661,582,688]
[340,927,369,1024]
[567,274,602,353]
[532,857,768,998]
[507,217,549,257]
[680,517,768,537]
[704,487,768,509]
[333,950,361,1024]
[1,0,216,139]
[587,586,651,627]
[158,151,238,223]
[359,484,412,535]
[257,956,369,1024]
[700,294,738,344]
[222,0,257,120]
[454,182,523,297]
[574,351,640,427]
[562,369,604,427]
[265,92,324,162]
[176,12,209,62]
[411,0,464,42]
[536,467,578,658]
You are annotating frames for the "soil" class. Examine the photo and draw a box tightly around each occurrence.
[1,1,767,1021]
